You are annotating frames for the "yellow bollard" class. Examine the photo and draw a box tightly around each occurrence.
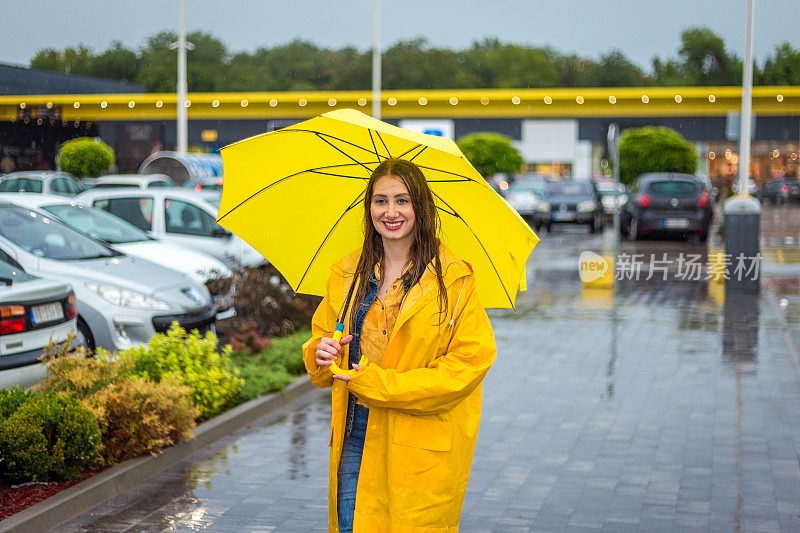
[707,249,726,284]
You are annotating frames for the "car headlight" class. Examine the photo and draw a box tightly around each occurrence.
[577,201,597,213]
[85,282,171,310]
[535,201,551,213]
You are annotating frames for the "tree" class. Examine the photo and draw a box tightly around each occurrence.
[677,27,741,85]
[30,45,94,76]
[618,127,697,185]
[457,133,524,178]
[760,42,800,85]
[92,41,139,83]
[57,137,115,179]
[580,50,645,87]
[136,31,228,92]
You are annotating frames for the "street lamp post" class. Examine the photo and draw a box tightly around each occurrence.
[372,0,381,120]
[176,0,188,155]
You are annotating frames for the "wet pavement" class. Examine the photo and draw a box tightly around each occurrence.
[51,207,800,533]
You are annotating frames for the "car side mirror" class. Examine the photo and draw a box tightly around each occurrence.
[212,225,232,238]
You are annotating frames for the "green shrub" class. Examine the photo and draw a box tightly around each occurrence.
[57,137,115,179]
[37,337,130,399]
[89,376,198,464]
[0,387,32,419]
[618,126,698,185]
[229,329,309,402]
[122,323,243,420]
[0,393,101,483]
[456,132,525,178]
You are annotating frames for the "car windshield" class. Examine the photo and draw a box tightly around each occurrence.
[0,259,35,283]
[93,183,141,189]
[0,205,118,260]
[649,181,698,197]
[0,177,43,193]
[42,203,152,244]
[509,183,545,196]
[544,182,593,197]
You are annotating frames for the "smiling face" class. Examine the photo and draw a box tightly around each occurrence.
[370,175,416,247]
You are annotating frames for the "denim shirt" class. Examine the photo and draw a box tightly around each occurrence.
[344,270,412,436]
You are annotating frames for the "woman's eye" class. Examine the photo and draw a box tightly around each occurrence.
[373,198,386,205]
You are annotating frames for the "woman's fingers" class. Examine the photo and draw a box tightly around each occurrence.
[332,373,352,382]
[339,334,354,345]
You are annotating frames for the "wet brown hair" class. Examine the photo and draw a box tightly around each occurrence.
[349,158,448,330]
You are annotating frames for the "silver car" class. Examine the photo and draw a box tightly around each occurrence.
[83,174,176,190]
[0,200,215,352]
[77,188,265,267]
[0,171,83,197]
[0,258,77,389]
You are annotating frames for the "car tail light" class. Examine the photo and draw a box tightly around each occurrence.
[216,178,224,186]
[698,189,710,208]
[67,292,78,319]
[195,185,202,192]
[638,194,652,208]
[782,184,788,194]
[0,304,26,335]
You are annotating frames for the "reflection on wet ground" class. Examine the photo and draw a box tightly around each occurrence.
[52,219,800,532]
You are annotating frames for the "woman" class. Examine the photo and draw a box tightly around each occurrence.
[302,158,496,532]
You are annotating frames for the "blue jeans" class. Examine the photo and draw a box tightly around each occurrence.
[337,403,369,533]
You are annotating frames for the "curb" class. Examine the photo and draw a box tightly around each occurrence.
[0,377,319,533]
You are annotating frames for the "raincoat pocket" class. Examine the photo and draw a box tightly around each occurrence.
[389,414,453,493]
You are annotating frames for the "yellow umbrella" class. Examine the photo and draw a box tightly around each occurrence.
[217,108,539,310]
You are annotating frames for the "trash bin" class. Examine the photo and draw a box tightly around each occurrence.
[723,195,760,293]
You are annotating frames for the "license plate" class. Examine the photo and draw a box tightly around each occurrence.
[553,212,576,221]
[663,218,689,229]
[31,302,64,325]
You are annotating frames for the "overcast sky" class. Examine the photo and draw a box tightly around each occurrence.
[4,0,799,70]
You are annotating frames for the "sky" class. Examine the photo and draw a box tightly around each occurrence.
[4,0,799,70]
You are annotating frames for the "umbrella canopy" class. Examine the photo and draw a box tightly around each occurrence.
[217,109,539,309]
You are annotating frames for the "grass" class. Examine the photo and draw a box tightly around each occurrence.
[228,329,310,403]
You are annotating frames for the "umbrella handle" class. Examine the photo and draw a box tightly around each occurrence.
[329,323,367,376]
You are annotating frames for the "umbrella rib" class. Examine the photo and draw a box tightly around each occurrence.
[375,131,392,158]
[314,133,373,175]
[217,162,366,222]
[401,144,427,162]
[272,128,387,160]
[297,188,366,290]
[416,164,480,183]
[431,190,514,308]
[368,129,386,162]
[309,169,369,180]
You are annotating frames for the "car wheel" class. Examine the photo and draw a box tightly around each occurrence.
[627,217,640,241]
[75,318,95,354]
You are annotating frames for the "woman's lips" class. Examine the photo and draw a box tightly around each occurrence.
[382,220,404,231]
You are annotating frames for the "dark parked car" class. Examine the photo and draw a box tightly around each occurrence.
[532,180,604,233]
[621,173,712,242]
[758,178,800,205]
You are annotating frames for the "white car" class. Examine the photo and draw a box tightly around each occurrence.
[0,171,83,197]
[84,174,176,190]
[76,188,265,267]
[595,181,629,215]
[0,194,235,319]
[0,257,77,389]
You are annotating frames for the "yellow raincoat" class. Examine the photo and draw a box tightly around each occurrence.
[303,245,497,532]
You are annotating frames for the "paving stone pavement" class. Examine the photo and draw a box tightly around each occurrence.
[51,269,800,532]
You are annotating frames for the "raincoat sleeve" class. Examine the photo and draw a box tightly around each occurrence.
[347,274,496,415]
[302,276,338,389]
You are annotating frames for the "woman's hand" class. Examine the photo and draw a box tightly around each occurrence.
[315,334,353,369]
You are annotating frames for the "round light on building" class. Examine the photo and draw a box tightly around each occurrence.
[544,96,552,105]
[512,96,520,105]
[357,98,367,106]
[709,151,716,160]
[708,94,716,102]
[641,95,649,103]
[674,95,682,103]
[777,94,784,102]
[269,99,278,107]
[73,102,80,109]
[773,149,781,158]
[576,96,584,104]
[100,101,108,109]
[418,97,427,105]
[212,99,220,107]
[128,101,135,108]
[19,103,26,109]
[184,100,191,108]
[608,95,616,104]
[725,149,732,160]
[388,97,397,106]
[299,98,307,107]
[791,153,798,160]
[449,96,458,105]
[46,102,53,109]
[480,96,489,105]
[240,99,248,107]
[156,100,163,108]
[328,98,337,106]
[36,118,43,126]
